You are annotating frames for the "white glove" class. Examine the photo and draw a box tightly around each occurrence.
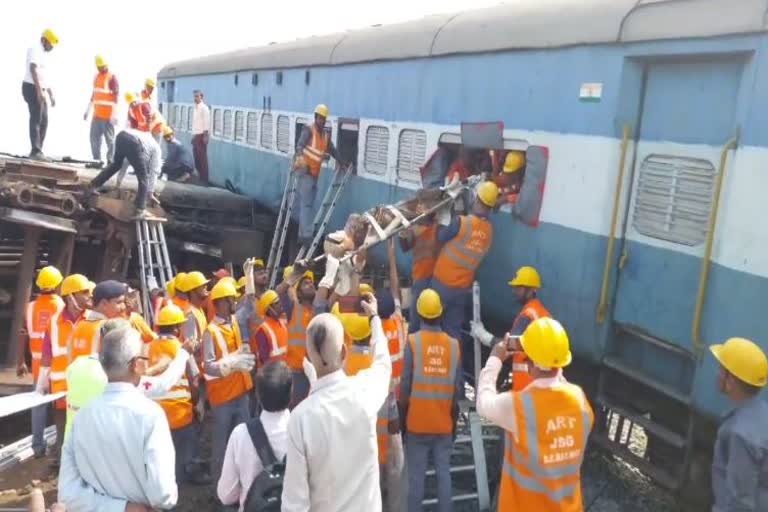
[302,357,317,385]
[218,356,234,377]
[319,255,340,289]
[35,367,50,394]
[470,320,495,347]
[231,353,256,373]
[244,258,256,296]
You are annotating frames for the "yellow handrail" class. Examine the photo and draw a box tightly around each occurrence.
[691,134,739,355]
[596,124,631,324]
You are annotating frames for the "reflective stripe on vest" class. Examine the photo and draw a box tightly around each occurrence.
[511,299,551,392]
[129,102,149,131]
[302,125,329,177]
[382,316,404,393]
[345,343,373,376]
[92,72,116,120]
[26,295,64,342]
[434,215,492,289]
[69,315,104,363]
[259,318,287,360]
[410,332,458,400]
[286,302,312,370]
[204,320,237,381]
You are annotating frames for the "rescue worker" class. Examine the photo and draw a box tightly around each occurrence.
[69,280,128,361]
[235,258,268,346]
[125,92,150,132]
[17,265,64,458]
[141,78,155,105]
[399,215,438,332]
[36,274,93,464]
[477,317,594,511]
[202,279,256,482]
[709,337,768,511]
[252,290,287,367]
[280,267,315,407]
[206,270,232,322]
[23,29,58,160]
[84,55,118,163]
[471,265,551,391]
[150,304,211,485]
[174,271,209,359]
[161,126,194,182]
[293,104,346,247]
[493,151,525,205]
[399,289,462,512]
[431,181,498,340]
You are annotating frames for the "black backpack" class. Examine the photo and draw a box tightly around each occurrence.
[242,418,286,512]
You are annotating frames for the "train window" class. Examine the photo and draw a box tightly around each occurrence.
[364,125,389,175]
[234,111,245,142]
[276,71,283,86]
[179,107,187,132]
[187,106,193,132]
[276,115,290,153]
[632,154,716,246]
[305,70,311,85]
[173,105,180,129]
[252,73,258,86]
[396,129,426,183]
[223,110,234,139]
[261,113,274,149]
[246,112,259,145]
[213,109,223,137]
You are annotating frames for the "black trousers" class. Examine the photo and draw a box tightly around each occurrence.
[162,162,193,181]
[22,82,47,154]
[90,131,150,210]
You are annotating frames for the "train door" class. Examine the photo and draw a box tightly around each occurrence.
[337,118,359,172]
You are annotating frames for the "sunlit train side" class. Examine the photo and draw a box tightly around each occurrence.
[158,0,768,499]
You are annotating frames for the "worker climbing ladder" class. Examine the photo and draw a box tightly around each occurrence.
[135,217,173,325]
[266,169,299,288]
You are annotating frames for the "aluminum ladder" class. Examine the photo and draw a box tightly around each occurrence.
[266,169,299,288]
[135,217,173,325]
[294,164,353,263]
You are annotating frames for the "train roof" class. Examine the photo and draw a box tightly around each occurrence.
[159,0,768,78]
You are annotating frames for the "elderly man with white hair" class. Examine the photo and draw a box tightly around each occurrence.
[59,326,178,512]
[282,293,392,512]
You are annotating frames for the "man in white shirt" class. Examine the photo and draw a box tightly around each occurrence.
[282,296,392,512]
[58,326,178,512]
[23,29,57,160]
[218,360,291,511]
[191,90,211,185]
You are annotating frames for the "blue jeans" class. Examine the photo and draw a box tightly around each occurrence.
[430,280,470,341]
[408,279,430,334]
[31,388,46,456]
[296,171,318,243]
[291,370,310,409]
[211,393,250,482]
[406,434,454,512]
[171,423,196,483]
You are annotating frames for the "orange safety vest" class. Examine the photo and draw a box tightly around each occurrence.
[148,108,166,136]
[204,317,253,407]
[92,72,116,120]
[406,329,460,435]
[69,312,106,362]
[128,101,149,131]
[433,215,493,289]
[499,382,594,511]
[254,316,288,364]
[141,88,153,103]
[381,315,405,397]
[48,308,83,410]
[511,298,551,391]
[301,125,329,177]
[411,224,439,282]
[205,297,217,323]
[149,335,194,430]
[286,302,313,371]
[25,294,64,381]
[129,312,158,344]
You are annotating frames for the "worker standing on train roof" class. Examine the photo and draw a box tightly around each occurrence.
[23,29,58,161]
[252,290,288,368]
[430,181,498,340]
[399,214,439,333]
[36,274,94,464]
[277,267,315,407]
[293,104,348,247]
[84,55,118,164]
[69,280,128,361]
[709,337,768,511]
[477,317,594,511]
[235,258,269,346]
[202,279,256,482]
[399,289,462,512]
[141,78,156,105]
[17,265,64,458]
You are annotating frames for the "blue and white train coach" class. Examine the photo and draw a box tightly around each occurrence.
[159,0,768,501]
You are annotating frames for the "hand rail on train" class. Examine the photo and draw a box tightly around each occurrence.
[691,132,740,356]
[596,124,631,324]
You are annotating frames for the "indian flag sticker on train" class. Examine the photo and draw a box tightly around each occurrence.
[579,82,603,102]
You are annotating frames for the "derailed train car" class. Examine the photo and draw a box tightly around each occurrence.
[157,0,768,504]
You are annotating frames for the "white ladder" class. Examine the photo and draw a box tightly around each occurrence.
[266,168,299,288]
[135,218,173,325]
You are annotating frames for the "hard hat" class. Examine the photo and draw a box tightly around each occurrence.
[162,125,173,137]
[314,104,329,118]
[520,318,572,369]
[61,274,94,296]
[165,279,176,298]
[95,55,107,68]
[416,289,443,319]
[172,272,188,293]
[42,29,59,46]
[236,276,247,290]
[257,290,280,317]
[477,181,500,208]
[156,304,186,327]
[344,314,372,341]
[125,92,136,104]
[508,266,541,289]
[282,266,294,282]
[210,280,238,302]
[299,271,315,284]
[503,152,526,174]
[36,266,63,290]
[359,283,374,296]
[710,338,768,388]
[219,276,237,287]
[145,78,156,88]
[177,271,209,293]
[252,258,265,269]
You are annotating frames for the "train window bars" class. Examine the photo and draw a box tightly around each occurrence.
[364,125,389,175]
[246,112,259,145]
[223,110,234,140]
[261,113,274,149]
[213,109,223,137]
[276,115,290,153]
[396,129,427,184]
[235,111,245,142]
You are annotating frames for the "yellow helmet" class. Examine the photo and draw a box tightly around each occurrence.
[416,289,443,319]
[219,276,237,287]
[145,78,156,88]
[60,274,94,296]
[162,125,174,137]
[236,276,247,290]
[359,283,374,296]
[95,55,107,68]
[252,258,265,269]
[172,272,188,294]
[36,266,63,290]
[314,104,329,118]
[520,318,572,369]
[477,181,499,208]
[210,280,238,302]
[178,271,209,293]
[125,92,136,104]
[508,266,541,289]
[42,29,59,46]
[257,290,280,317]
[156,304,186,327]
[710,338,768,387]
[283,266,294,282]
[165,279,176,298]
[503,152,526,174]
